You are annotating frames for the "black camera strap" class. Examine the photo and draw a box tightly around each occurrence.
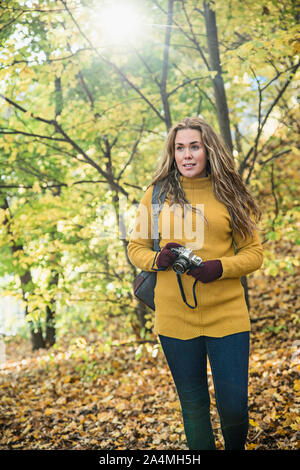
[176,274,198,309]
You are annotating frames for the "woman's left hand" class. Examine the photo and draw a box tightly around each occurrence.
[187,260,223,283]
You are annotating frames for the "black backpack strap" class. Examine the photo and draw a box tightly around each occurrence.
[151,181,167,252]
[151,181,199,310]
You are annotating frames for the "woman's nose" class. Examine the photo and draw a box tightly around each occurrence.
[184,148,192,158]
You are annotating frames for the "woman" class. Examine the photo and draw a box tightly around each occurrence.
[127,117,263,450]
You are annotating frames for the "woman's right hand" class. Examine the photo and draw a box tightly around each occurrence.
[156,242,182,269]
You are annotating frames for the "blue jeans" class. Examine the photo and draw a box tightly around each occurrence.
[159,332,249,450]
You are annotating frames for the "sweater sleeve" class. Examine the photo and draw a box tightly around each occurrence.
[127,186,163,272]
[217,226,263,280]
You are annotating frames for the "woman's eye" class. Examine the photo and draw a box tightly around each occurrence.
[176,145,200,151]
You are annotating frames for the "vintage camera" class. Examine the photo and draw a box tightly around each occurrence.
[170,246,204,274]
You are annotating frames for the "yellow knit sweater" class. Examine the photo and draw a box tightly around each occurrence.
[127,175,263,339]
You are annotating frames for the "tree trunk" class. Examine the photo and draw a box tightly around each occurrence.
[45,305,56,347]
[203,0,233,153]
[20,270,46,349]
[161,0,174,131]
[1,195,59,349]
[1,197,47,348]
[203,0,249,309]
[27,314,46,350]
[45,271,59,347]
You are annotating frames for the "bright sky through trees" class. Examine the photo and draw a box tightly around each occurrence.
[93,2,144,45]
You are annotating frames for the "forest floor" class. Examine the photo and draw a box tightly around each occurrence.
[0,269,299,451]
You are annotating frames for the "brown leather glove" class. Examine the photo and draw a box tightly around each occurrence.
[156,242,183,269]
[187,260,223,283]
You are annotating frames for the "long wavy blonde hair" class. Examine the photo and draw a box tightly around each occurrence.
[149,117,262,240]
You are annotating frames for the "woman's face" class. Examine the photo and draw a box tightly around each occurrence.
[174,128,207,178]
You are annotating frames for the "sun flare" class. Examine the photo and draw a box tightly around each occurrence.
[98,3,142,44]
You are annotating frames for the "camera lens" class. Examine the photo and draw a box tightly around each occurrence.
[172,258,189,274]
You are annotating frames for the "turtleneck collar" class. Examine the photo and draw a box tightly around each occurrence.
[180,174,211,189]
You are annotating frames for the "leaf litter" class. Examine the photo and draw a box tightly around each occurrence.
[0,270,299,450]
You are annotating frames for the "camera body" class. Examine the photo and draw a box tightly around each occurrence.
[170,246,204,274]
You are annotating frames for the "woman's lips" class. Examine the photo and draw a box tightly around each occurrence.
[183,163,196,168]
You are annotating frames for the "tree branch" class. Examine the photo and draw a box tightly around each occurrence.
[168,76,208,98]
[259,148,291,167]
[0,179,143,193]
[76,70,94,109]
[117,118,146,181]
[59,0,165,123]
[0,128,67,142]
[0,11,23,32]
[131,46,161,89]
[178,0,210,70]
[270,162,279,231]
[0,94,129,197]
[1,48,92,70]
[239,60,300,179]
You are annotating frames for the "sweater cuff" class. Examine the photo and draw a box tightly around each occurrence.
[216,258,227,280]
[216,256,249,280]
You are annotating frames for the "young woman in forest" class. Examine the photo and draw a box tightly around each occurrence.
[127,117,263,450]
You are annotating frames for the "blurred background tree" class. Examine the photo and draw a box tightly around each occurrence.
[0,0,299,350]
